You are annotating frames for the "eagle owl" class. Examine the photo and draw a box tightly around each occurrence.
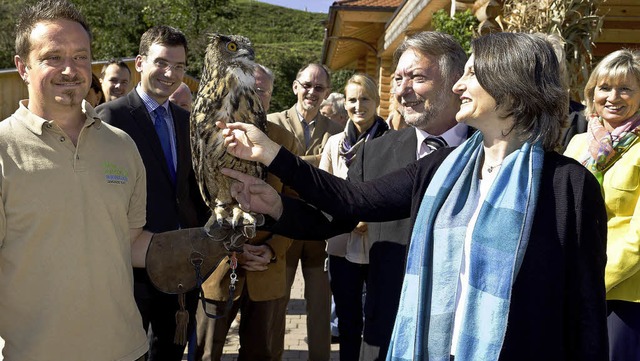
[190,33,267,251]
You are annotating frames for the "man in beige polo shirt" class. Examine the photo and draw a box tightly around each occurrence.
[0,0,153,359]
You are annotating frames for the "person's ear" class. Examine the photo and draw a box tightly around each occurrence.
[134,55,145,73]
[15,55,29,84]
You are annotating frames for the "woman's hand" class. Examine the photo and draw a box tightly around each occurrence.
[216,121,281,166]
[222,167,283,220]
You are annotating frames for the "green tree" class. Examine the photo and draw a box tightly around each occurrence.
[75,0,148,60]
[330,69,356,94]
[432,9,479,54]
[0,0,327,114]
[255,42,322,112]
[0,0,29,68]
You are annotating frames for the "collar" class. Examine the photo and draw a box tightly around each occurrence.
[136,84,170,115]
[15,99,101,136]
[295,107,317,127]
[415,123,468,148]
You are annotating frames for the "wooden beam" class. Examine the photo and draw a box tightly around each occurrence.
[338,10,394,23]
[603,20,640,30]
[599,5,640,17]
[593,42,640,57]
[601,0,640,5]
[598,29,640,43]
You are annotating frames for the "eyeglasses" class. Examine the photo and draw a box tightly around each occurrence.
[256,87,272,95]
[295,80,327,93]
[146,57,186,73]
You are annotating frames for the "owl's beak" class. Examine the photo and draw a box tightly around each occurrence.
[245,48,255,61]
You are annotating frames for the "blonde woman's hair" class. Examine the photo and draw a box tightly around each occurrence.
[584,49,640,115]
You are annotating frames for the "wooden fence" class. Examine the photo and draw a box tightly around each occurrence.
[0,58,199,120]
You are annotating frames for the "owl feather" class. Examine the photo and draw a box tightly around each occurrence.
[190,33,267,251]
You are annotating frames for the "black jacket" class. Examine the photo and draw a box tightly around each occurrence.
[270,146,608,361]
[96,90,209,233]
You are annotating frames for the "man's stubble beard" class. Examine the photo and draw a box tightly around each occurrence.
[402,87,449,131]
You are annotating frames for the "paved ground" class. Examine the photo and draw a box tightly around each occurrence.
[197,265,340,361]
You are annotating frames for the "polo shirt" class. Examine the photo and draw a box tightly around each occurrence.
[0,101,148,360]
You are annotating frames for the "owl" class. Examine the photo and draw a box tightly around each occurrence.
[190,33,267,251]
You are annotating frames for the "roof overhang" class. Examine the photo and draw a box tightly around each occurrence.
[322,1,399,69]
[382,0,451,57]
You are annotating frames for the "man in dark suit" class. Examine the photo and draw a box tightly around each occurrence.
[347,31,470,361]
[97,25,209,361]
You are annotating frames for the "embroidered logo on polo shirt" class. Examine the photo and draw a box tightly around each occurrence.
[103,161,129,184]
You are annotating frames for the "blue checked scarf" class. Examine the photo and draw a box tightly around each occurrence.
[387,131,543,361]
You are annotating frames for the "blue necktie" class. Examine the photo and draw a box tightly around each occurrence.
[153,106,176,184]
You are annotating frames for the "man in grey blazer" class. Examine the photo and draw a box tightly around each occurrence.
[347,32,470,361]
[267,63,342,361]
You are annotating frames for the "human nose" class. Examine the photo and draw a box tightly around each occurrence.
[607,89,620,102]
[452,77,465,94]
[395,77,413,97]
[60,57,78,75]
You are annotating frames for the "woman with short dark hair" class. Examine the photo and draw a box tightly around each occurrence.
[220,32,609,360]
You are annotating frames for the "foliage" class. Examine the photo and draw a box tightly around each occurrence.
[0,0,29,69]
[496,0,604,102]
[137,0,326,111]
[331,69,356,94]
[254,42,322,112]
[0,0,327,113]
[75,0,148,60]
[432,9,479,54]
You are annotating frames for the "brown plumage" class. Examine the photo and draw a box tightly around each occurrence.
[190,33,267,250]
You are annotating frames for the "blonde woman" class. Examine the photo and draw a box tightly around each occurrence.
[565,49,640,359]
[319,74,388,360]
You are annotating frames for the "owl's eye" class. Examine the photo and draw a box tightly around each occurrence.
[227,42,238,52]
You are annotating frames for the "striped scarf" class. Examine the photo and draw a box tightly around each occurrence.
[387,131,543,361]
[338,116,388,166]
[583,111,640,185]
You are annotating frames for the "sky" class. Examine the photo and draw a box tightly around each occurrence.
[257,0,335,13]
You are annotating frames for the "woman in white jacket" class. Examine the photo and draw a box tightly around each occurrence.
[319,73,389,361]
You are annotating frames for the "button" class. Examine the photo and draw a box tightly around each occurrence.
[59,136,65,142]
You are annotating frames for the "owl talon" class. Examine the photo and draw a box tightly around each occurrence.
[225,233,247,252]
[242,224,256,239]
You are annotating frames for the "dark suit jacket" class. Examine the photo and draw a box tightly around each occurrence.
[347,128,417,246]
[96,90,209,233]
[269,147,608,360]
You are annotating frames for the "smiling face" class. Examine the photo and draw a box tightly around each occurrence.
[593,73,640,129]
[452,55,498,130]
[16,19,92,117]
[293,65,330,117]
[393,49,456,133]
[101,64,130,101]
[135,43,186,105]
[344,83,377,133]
